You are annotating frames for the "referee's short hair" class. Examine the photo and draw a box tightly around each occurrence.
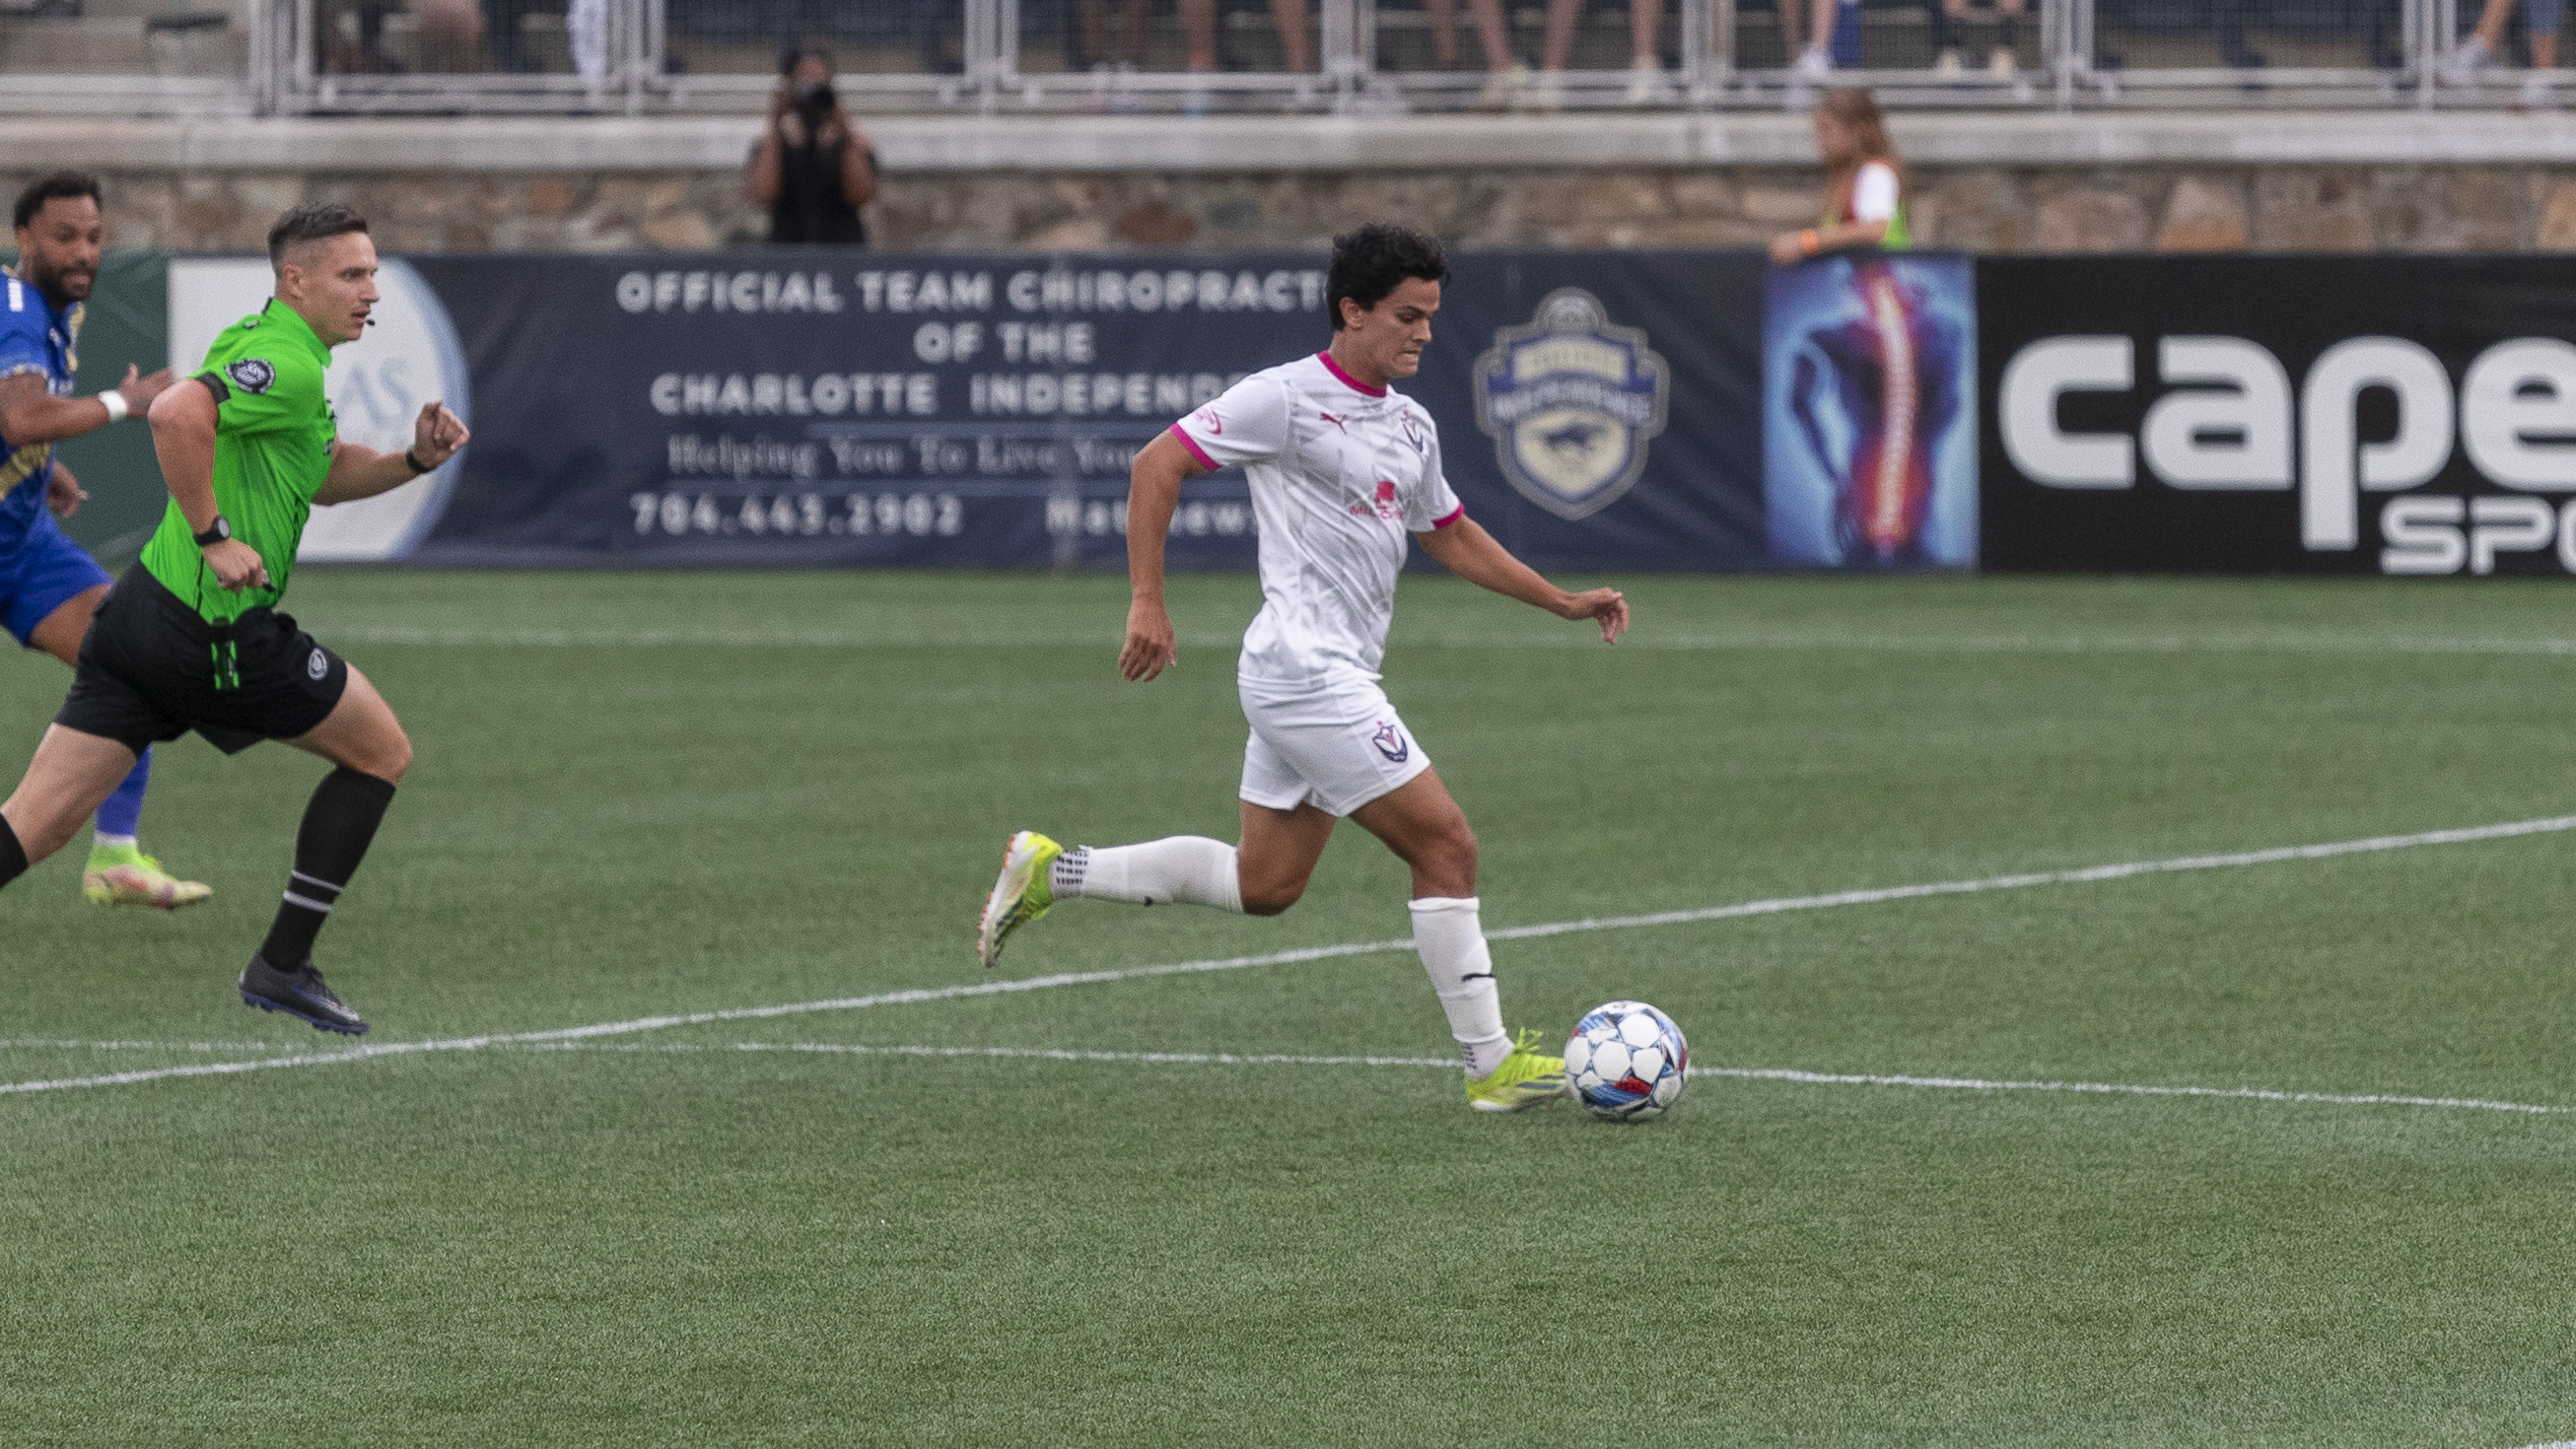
[1325,223,1448,330]
[267,203,370,271]
[13,172,102,232]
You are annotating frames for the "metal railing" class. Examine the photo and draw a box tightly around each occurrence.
[0,0,2551,113]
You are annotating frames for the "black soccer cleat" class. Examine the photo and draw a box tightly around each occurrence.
[238,952,370,1036]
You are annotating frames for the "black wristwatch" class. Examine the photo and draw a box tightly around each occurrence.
[192,515,232,548]
[404,448,433,475]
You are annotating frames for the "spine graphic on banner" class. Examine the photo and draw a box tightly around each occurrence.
[1980,256,2576,577]
[1764,253,1979,569]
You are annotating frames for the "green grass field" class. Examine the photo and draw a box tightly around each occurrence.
[5,569,2574,1447]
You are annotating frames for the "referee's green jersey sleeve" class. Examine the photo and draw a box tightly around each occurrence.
[197,337,327,438]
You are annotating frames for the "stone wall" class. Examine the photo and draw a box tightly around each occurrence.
[16,112,2576,253]
[29,162,2576,255]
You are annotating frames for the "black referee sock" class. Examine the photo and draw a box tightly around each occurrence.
[0,815,26,890]
[259,767,397,967]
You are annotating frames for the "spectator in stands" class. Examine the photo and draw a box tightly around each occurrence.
[1079,0,1217,101]
[1538,0,1672,104]
[748,48,878,245]
[1784,0,1839,83]
[1433,0,1681,107]
[1077,0,1313,112]
[2449,0,2560,105]
[414,0,484,70]
[1767,87,1909,264]
[1927,0,2024,77]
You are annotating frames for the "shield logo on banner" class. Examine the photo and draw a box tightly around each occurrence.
[1472,289,1669,520]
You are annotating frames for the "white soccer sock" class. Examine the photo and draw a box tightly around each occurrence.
[1051,837,1243,912]
[1411,896,1511,1077]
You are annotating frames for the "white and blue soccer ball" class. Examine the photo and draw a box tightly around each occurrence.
[1565,1000,1688,1121]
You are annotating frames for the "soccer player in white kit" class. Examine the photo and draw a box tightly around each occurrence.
[976,224,1630,1113]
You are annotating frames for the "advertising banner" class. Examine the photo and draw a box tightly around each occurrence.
[1764,252,1979,569]
[1980,255,2576,576]
[167,246,1773,572]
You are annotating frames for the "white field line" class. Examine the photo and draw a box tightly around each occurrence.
[504,1040,1462,1069]
[321,624,2576,658]
[6,811,2575,1101]
[517,1042,2567,1113]
[0,1038,301,1053]
[80,1036,2567,1116]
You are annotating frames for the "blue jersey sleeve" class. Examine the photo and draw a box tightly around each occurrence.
[0,282,52,382]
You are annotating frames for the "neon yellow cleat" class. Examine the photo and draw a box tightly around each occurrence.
[977,830,1063,969]
[83,844,213,911]
[1465,1028,1571,1113]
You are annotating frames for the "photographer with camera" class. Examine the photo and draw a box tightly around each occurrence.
[747,47,878,246]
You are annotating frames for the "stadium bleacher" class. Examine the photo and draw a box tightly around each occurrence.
[0,0,2554,112]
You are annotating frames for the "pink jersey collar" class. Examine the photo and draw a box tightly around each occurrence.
[1315,350,1388,398]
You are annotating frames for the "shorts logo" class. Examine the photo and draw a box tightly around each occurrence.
[1370,720,1410,763]
[307,648,327,680]
[1472,288,1670,521]
[225,358,276,394]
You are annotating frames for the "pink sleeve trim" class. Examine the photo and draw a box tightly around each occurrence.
[1170,423,1219,471]
[1430,504,1465,530]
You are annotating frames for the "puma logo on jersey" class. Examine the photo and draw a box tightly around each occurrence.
[1318,411,1348,433]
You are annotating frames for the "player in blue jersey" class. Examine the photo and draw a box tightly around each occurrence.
[0,172,206,909]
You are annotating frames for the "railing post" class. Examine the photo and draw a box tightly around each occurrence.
[285,0,313,114]
[1322,0,1362,110]
[1682,0,1723,105]
[969,0,1024,113]
[2418,0,2448,106]
[245,0,270,114]
[625,0,654,115]
[2046,0,2085,109]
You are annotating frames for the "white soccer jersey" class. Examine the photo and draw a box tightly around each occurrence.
[1170,351,1463,686]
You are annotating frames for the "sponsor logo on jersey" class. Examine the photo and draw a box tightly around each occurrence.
[1348,478,1405,522]
[1193,405,1222,436]
[1473,288,1670,521]
[225,358,276,394]
[1370,720,1410,763]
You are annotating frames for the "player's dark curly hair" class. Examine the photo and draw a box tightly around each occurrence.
[13,172,102,232]
[1325,223,1448,330]
[267,203,369,271]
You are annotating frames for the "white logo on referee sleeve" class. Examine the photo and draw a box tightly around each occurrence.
[308,649,326,680]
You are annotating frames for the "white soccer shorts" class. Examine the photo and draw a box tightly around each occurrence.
[1236,674,1433,818]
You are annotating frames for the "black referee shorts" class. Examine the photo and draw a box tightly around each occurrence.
[55,565,351,756]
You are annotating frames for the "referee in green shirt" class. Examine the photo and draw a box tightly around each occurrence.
[0,204,465,1034]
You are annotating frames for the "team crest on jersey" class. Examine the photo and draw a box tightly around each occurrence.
[1397,407,1427,455]
[1370,720,1410,763]
[225,358,276,394]
[1472,288,1669,521]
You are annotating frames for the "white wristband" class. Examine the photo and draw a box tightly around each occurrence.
[99,390,128,424]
